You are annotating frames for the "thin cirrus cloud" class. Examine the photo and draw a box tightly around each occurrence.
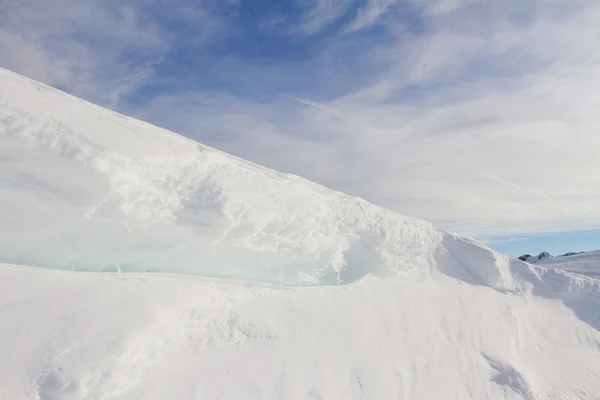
[299,0,355,34]
[0,0,224,106]
[0,0,599,238]
[342,0,397,33]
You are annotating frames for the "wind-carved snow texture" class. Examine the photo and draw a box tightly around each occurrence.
[483,355,537,400]
[2,67,600,399]
[1,66,599,293]
[0,66,442,286]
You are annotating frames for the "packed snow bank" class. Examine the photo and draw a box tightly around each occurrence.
[1,263,600,400]
[440,234,518,292]
[1,66,470,285]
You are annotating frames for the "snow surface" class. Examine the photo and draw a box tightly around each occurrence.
[536,250,600,279]
[1,67,600,399]
[0,67,443,286]
[2,264,600,400]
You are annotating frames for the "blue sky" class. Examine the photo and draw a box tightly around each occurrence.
[1,0,599,255]
[484,229,600,258]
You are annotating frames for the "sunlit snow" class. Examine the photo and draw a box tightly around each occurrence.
[1,67,600,399]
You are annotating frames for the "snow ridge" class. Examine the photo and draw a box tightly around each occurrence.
[1,66,441,285]
[0,66,599,301]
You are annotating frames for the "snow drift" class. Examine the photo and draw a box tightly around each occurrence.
[1,67,600,399]
[0,67,507,288]
[2,263,600,400]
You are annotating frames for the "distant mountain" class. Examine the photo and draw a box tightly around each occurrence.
[517,250,599,279]
[534,250,600,279]
[517,251,589,264]
[517,251,553,263]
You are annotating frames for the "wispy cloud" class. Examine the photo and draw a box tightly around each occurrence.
[480,236,530,245]
[0,0,224,106]
[299,0,354,34]
[343,0,396,33]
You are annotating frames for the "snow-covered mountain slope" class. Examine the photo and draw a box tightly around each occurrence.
[536,250,600,279]
[1,67,600,399]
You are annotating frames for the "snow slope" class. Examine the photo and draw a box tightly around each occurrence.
[2,264,600,400]
[1,67,600,399]
[537,250,600,279]
[0,66,509,288]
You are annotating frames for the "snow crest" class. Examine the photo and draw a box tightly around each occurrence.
[0,68,444,285]
[0,67,599,299]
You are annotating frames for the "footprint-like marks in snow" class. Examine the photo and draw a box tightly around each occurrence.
[483,354,537,400]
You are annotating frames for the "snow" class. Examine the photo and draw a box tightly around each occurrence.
[2,264,600,400]
[536,250,600,279]
[0,67,442,286]
[1,67,600,399]
[520,253,553,264]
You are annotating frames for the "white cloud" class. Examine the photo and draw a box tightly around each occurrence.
[343,0,396,33]
[479,236,529,245]
[421,0,480,16]
[0,0,164,106]
[0,0,224,107]
[299,0,354,34]
[0,29,70,86]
